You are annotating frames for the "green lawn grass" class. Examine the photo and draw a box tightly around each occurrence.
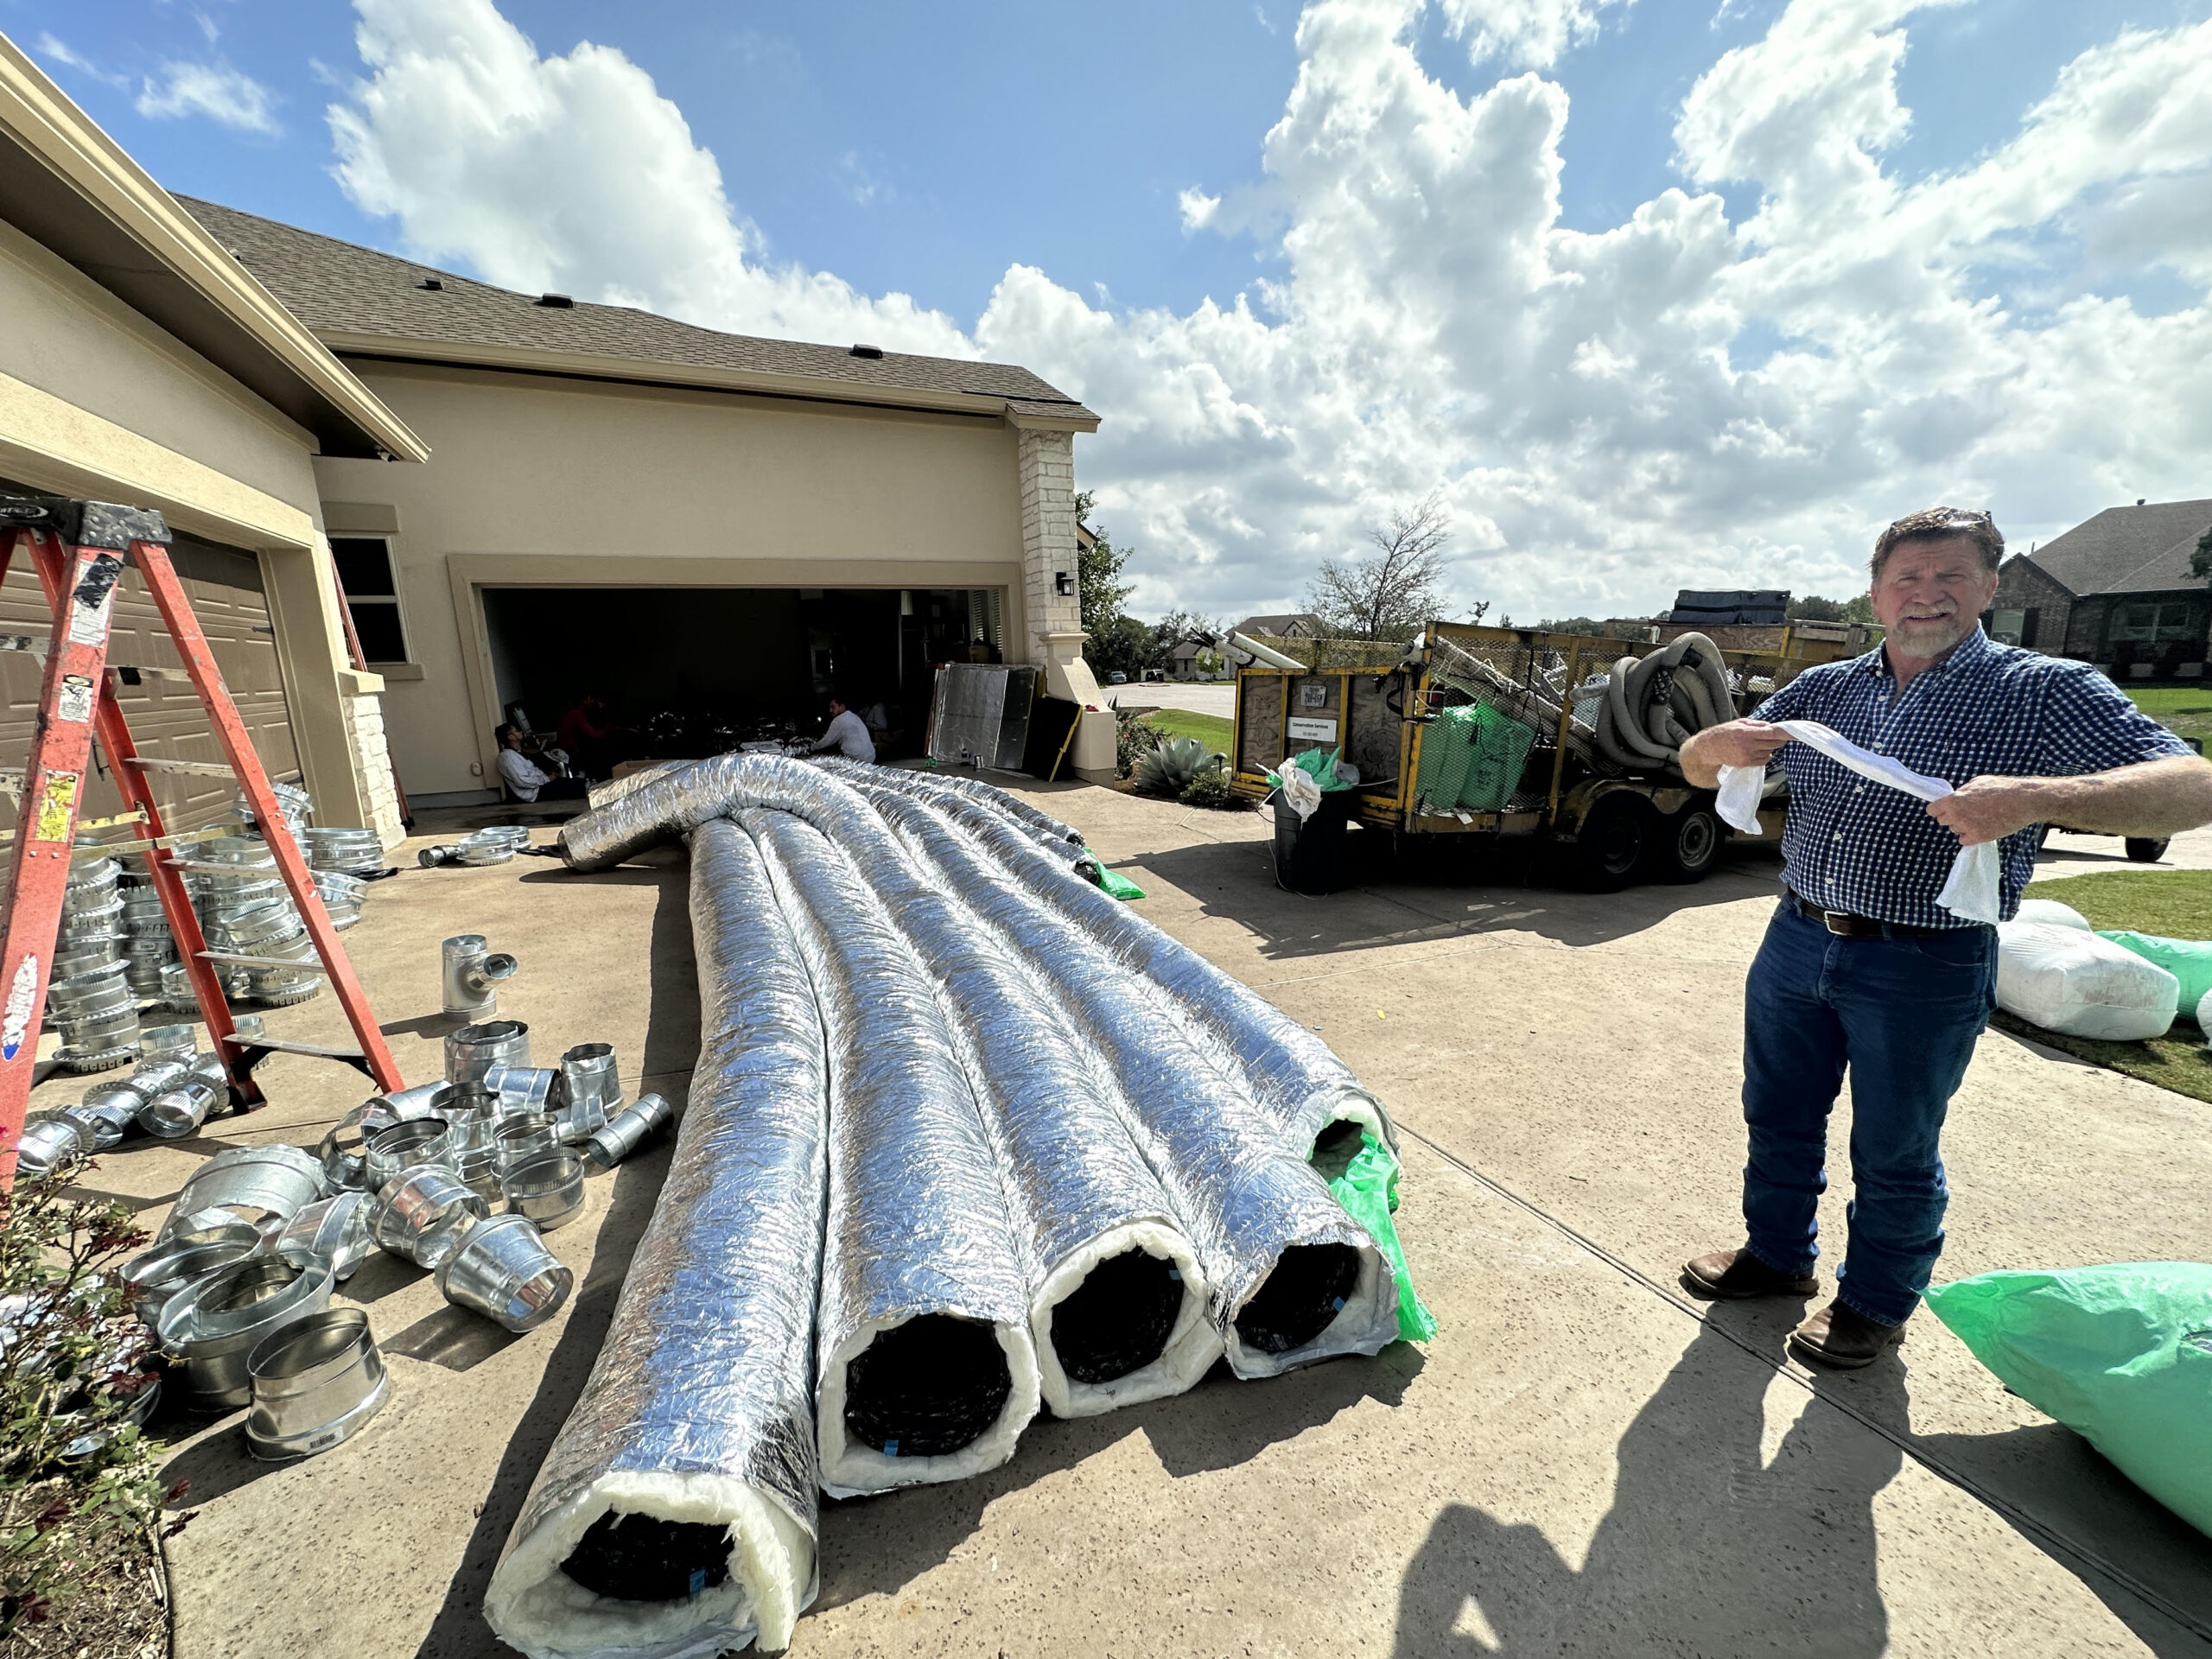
[2123,683,2212,747]
[2004,868,2212,1103]
[1134,709,1236,752]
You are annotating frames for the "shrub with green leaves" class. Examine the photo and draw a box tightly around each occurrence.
[1113,705,1165,779]
[1179,770,1235,810]
[0,1159,176,1638]
[1133,735,1227,797]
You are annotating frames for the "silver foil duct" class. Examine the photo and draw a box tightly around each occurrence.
[486,818,826,1659]
[745,764,1216,1417]
[813,756,1084,850]
[743,806,1039,1498]
[848,782,1399,1380]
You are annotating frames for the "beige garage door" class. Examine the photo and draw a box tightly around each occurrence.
[0,531,302,838]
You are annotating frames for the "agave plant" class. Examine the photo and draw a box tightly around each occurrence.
[1133,735,1227,796]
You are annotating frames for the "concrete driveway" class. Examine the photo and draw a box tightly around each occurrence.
[52,785,2210,1658]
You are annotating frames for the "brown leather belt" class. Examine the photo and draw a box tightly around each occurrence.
[1786,890,1957,939]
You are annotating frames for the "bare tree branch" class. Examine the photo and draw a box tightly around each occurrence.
[1303,492,1484,641]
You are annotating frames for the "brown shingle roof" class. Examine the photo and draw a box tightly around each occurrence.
[2022,499,2212,598]
[179,196,1096,423]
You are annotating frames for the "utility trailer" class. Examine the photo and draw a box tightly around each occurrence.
[1224,620,1860,889]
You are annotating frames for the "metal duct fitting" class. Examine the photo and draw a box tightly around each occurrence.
[486,817,825,1659]
[745,808,1038,1498]
[557,1044,622,1141]
[364,1118,454,1192]
[303,826,386,876]
[121,1230,261,1329]
[483,1065,560,1120]
[371,1166,488,1268]
[245,1306,389,1459]
[448,1020,531,1097]
[163,1144,325,1235]
[442,934,519,1019]
[14,1114,88,1179]
[851,783,1399,1379]
[501,1149,586,1232]
[274,1192,376,1281]
[436,1213,572,1332]
[582,1092,676,1170]
[768,765,1217,1418]
[158,1255,335,1409]
[319,1085,454,1194]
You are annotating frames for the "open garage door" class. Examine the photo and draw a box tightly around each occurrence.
[0,528,302,836]
[481,585,1004,768]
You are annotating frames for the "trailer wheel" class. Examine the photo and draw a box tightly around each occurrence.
[2125,836,2170,863]
[1656,802,1721,883]
[1573,792,1655,891]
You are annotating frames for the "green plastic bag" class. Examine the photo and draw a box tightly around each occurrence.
[2098,931,2212,1016]
[1326,1132,1437,1344]
[1414,702,1538,815]
[1266,745,1356,793]
[1077,849,1146,901]
[1925,1262,2212,1537]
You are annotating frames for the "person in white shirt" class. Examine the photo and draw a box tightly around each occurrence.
[808,695,876,763]
[496,725,588,801]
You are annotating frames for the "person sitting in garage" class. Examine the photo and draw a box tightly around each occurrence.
[807,692,876,763]
[497,723,588,802]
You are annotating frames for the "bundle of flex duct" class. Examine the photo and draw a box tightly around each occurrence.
[502,754,1421,1656]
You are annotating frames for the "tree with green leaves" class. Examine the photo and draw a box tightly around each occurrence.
[2190,524,2212,582]
[1788,594,1876,624]
[1074,492,1134,654]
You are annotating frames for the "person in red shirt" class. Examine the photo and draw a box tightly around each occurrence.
[556,693,633,780]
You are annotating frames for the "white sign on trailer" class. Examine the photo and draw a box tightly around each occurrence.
[1287,716,1338,742]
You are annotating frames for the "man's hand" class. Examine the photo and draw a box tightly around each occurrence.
[1925,776,2046,847]
[1679,720,1790,789]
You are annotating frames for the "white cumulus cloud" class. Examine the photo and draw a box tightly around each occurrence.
[323,0,2212,623]
[137,60,280,133]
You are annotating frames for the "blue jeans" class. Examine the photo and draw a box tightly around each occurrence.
[1739,899,1997,1326]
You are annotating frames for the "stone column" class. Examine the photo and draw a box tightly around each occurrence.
[1011,416,1097,704]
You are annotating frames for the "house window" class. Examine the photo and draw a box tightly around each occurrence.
[2020,607,2040,647]
[329,536,410,664]
[1989,608,2024,645]
[2109,601,2196,645]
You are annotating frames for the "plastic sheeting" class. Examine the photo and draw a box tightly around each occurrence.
[484,819,826,1659]
[745,807,1040,1497]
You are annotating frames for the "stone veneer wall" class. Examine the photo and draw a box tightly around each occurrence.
[343,693,407,848]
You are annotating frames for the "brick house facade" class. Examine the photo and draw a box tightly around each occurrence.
[1993,499,2212,680]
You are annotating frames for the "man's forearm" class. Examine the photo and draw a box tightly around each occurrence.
[1679,728,1725,789]
[2027,754,2212,836]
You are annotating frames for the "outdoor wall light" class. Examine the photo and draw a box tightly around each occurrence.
[1054,571,1074,596]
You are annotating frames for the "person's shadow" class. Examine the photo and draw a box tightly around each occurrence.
[1395,1317,1902,1656]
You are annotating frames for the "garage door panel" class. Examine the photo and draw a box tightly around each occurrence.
[0,550,302,840]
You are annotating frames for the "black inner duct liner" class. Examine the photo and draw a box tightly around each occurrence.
[1235,1243,1362,1356]
[560,1510,733,1602]
[1051,1247,1183,1385]
[843,1313,1013,1459]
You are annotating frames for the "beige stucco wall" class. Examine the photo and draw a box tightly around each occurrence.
[0,219,385,831]
[313,360,1037,798]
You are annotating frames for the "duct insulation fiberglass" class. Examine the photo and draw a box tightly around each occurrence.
[485,819,826,1659]
[744,807,1042,1497]
[843,779,1400,1380]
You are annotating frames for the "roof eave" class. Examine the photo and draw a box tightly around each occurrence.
[321,328,1103,428]
[0,34,428,464]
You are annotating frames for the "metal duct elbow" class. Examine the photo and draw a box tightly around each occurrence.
[486,818,827,1658]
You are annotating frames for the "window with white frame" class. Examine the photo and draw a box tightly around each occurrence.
[329,536,410,664]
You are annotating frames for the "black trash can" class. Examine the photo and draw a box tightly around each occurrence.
[1272,787,1357,894]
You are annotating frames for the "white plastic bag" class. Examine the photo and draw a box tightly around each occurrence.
[1278,766,1323,823]
[1715,764,1765,835]
[2015,897,2092,931]
[1995,920,2179,1040]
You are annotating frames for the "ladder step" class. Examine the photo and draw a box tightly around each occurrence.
[230,1033,364,1062]
[197,950,330,974]
[124,757,244,778]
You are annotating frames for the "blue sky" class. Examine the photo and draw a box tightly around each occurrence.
[13,1,2212,621]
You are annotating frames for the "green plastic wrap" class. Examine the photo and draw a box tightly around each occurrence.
[1925,1262,2212,1537]
[1326,1132,1436,1344]
[1414,702,1538,816]
[2096,931,2212,1017]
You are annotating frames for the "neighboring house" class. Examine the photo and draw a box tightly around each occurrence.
[0,37,419,842]
[1236,612,1325,639]
[181,200,1103,804]
[1993,498,2212,679]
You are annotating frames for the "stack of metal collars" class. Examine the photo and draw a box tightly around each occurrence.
[481,755,1423,1659]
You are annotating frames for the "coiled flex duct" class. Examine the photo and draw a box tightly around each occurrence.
[485,819,825,1659]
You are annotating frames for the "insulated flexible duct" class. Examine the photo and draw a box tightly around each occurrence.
[485,819,826,1658]
[846,784,1399,1380]
[743,808,1039,1497]
[734,766,1216,1417]
[816,759,1086,850]
[1590,632,1738,772]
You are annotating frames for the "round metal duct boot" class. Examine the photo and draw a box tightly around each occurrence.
[274,1192,376,1281]
[494,1114,561,1173]
[121,1230,261,1329]
[137,1078,220,1139]
[14,1114,89,1179]
[582,1092,676,1170]
[371,1166,488,1268]
[446,1020,531,1094]
[363,1117,454,1192]
[246,1308,390,1459]
[501,1150,586,1233]
[435,1214,573,1332]
[159,1255,335,1410]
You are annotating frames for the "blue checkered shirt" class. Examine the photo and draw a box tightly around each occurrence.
[1753,626,2190,929]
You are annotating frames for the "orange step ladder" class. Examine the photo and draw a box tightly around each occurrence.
[0,495,403,1185]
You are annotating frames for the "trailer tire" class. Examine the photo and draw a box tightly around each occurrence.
[1656,801,1721,884]
[1573,792,1655,891]
[2125,836,2170,864]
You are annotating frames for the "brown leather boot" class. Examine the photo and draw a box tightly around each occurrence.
[1789,1300,1906,1370]
[1681,1249,1819,1300]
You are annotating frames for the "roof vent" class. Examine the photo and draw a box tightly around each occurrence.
[417,278,443,291]
[849,343,884,359]
[536,292,575,308]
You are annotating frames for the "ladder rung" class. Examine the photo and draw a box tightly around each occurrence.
[124,757,241,778]
[231,1034,363,1061]
[198,950,330,974]
[72,823,246,860]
